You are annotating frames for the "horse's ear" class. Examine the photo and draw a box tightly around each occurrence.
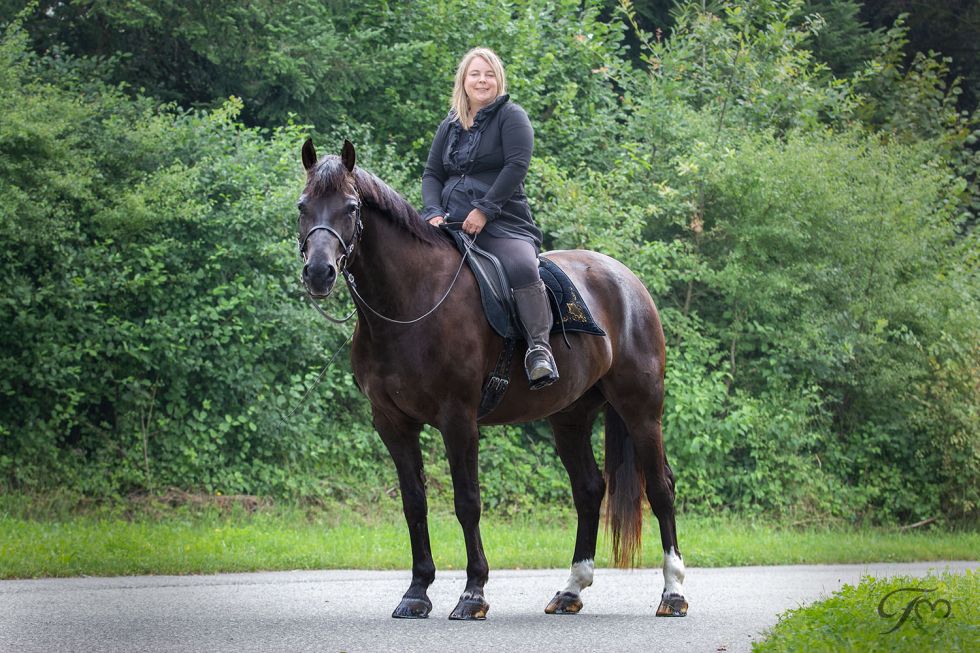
[302,138,318,171]
[341,140,356,173]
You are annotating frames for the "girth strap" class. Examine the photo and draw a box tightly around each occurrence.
[477,338,517,420]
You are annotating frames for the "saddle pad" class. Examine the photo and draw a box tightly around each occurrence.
[447,229,606,340]
[539,256,606,337]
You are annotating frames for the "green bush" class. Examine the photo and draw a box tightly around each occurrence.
[0,24,366,497]
[1,3,977,524]
[754,571,979,652]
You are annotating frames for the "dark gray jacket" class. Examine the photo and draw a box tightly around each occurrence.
[421,95,542,247]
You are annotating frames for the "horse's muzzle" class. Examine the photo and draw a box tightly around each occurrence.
[303,260,337,297]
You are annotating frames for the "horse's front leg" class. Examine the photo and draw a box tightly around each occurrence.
[439,414,490,620]
[374,408,434,619]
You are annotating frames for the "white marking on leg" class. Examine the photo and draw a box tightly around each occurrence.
[663,547,686,597]
[562,559,594,595]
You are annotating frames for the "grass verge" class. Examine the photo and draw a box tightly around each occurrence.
[753,570,979,652]
[1,494,977,578]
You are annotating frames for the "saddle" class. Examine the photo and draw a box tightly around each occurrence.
[445,227,606,418]
[445,229,606,340]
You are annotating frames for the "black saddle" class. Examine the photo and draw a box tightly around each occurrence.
[445,228,606,340]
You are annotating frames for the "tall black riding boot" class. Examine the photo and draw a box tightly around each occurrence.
[513,279,559,390]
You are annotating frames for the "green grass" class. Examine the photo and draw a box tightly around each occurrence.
[1,495,977,578]
[753,570,979,652]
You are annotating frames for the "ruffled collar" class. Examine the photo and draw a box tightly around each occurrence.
[446,94,510,170]
[470,94,509,128]
[453,94,509,132]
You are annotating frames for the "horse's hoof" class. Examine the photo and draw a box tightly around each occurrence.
[392,596,432,619]
[544,591,583,614]
[448,597,489,620]
[656,593,688,617]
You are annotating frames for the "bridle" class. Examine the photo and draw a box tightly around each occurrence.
[298,186,473,326]
[298,197,363,275]
[298,191,364,323]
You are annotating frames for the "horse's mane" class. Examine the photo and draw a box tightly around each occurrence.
[306,156,452,249]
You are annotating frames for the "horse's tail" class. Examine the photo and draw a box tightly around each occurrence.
[603,405,644,568]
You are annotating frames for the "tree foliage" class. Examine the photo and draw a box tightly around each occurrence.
[1,1,977,523]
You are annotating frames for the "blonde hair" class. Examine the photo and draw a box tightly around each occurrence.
[450,47,508,130]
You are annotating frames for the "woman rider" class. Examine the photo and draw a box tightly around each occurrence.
[421,47,558,389]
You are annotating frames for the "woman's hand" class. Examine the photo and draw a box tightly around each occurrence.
[427,215,446,227]
[462,209,487,235]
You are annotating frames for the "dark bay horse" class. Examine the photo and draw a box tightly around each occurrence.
[297,140,688,620]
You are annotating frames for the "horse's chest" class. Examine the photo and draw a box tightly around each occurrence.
[350,327,484,419]
[353,354,431,407]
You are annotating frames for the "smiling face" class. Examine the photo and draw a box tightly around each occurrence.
[463,56,499,113]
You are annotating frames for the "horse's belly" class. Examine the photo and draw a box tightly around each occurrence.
[480,334,611,424]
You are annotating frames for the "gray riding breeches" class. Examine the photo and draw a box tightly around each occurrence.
[472,231,540,289]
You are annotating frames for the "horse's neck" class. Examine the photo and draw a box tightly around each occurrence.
[348,210,456,317]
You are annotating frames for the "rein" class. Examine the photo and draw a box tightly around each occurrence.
[300,193,475,326]
[342,233,474,325]
[277,329,355,427]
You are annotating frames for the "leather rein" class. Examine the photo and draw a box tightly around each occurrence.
[299,190,472,325]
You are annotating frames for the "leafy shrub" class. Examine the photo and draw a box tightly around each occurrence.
[754,571,979,652]
[1,3,977,525]
[0,24,367,497]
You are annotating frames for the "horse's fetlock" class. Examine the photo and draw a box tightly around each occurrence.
[413,563,436,587]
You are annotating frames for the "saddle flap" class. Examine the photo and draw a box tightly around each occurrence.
[447,229,519,339]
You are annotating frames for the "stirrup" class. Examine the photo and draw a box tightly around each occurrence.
[524,346,559,389]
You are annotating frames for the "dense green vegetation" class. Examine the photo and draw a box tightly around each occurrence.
[1,1,977,525]
[754,570,979,652]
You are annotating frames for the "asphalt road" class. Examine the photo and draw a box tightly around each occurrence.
[1,561,974,653]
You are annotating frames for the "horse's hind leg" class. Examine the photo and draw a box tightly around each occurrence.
[373,408,434,619]
[637,414,687,617]
[602,377,688,617]
[544,389,606,615]
[653,455,687,616]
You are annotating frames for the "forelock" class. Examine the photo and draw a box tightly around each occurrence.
[305,156,357,199]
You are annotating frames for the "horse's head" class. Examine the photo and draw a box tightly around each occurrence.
[298,139,363,298]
